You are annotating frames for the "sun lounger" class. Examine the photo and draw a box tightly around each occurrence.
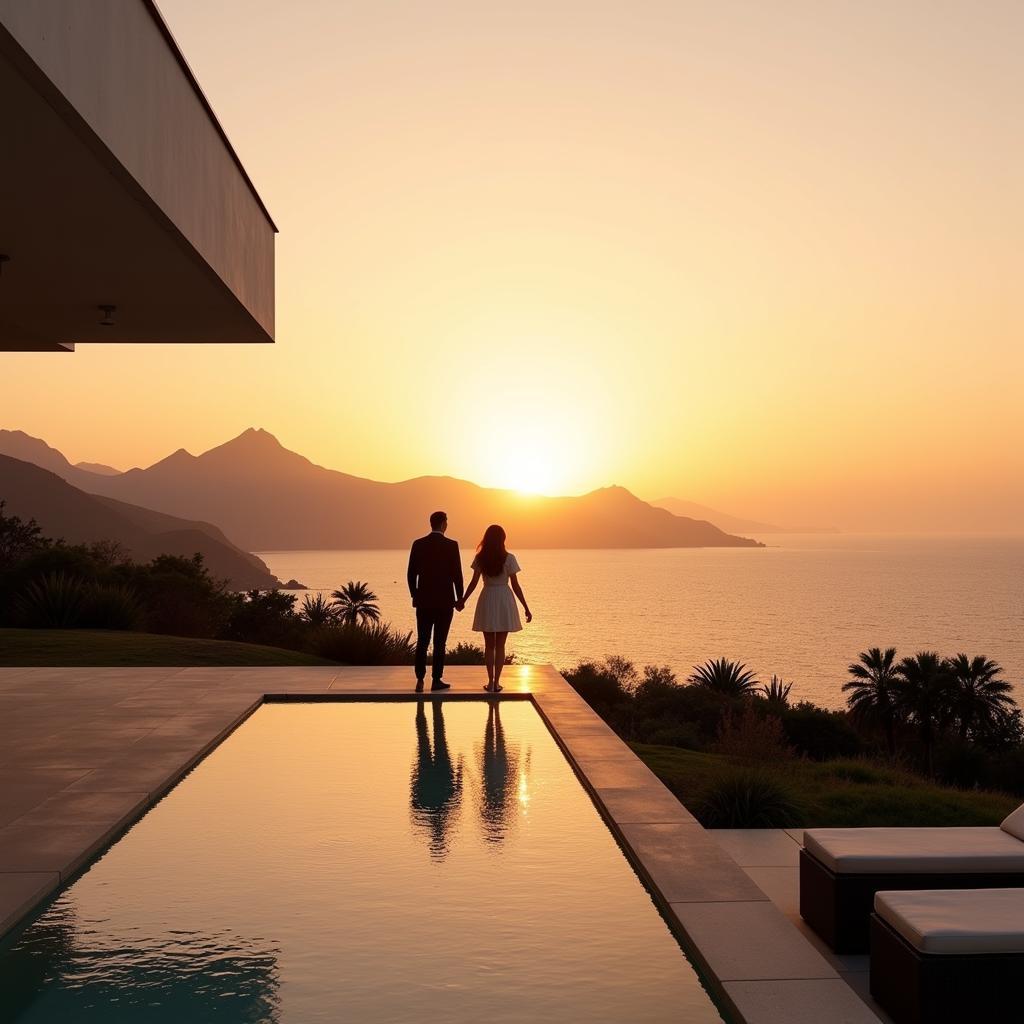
[870,888,1024,1024]
[799,804,1024,951]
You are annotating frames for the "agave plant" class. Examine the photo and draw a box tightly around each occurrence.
[315,620,414,665]
[299,593,337,628]
[13,572,88,628]
[330,581,381,626]
[687,658,759,697]
[842,647,902,756]
[760,675,794,706]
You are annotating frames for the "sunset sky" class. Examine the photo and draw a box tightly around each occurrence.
[4,1,1021,531]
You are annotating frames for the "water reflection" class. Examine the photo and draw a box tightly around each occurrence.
[478,700,530,846]
[1,904,281,1024]
[409,700,464,861]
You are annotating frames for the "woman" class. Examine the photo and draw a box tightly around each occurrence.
[462,524,532,692]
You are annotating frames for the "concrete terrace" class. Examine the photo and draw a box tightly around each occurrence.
[0,665,881,1024]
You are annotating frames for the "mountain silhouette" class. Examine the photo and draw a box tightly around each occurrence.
[0,428,763,551]
[75,461,121,476]
[0,454,280,588]
[651,497,834,536]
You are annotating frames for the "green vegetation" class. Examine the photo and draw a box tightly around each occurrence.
[634,743,1018,828]
[0,629,332,667]
[564,653,1023,826]
[0,505,455,667]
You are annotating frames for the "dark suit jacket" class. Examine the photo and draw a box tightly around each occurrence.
[407,533,464,610]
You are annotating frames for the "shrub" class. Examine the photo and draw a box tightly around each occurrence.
[695,769,804,828]
[441,642,515,666]
[562,657,638,717]
[780,701,863,760]
[79,582,142,630]
[644,723,703,750]
[315,621,415,665]
[713,704,794,762]
[223,589,301,647]
[126,554,235,638]
[11,572,88,628]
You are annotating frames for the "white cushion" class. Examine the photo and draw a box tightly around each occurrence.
[804,827,1024,874]
[1000,803,1024,842]
[875,888,1024,954]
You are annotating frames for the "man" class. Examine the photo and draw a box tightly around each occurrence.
[407,510,464,691]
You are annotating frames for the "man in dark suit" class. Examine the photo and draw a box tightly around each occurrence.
[407,511,465,691]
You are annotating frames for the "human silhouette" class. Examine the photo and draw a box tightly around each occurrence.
[461,524,532,692]
[409,700,463,861]
[478,699,526,846]
[407,510,465,691]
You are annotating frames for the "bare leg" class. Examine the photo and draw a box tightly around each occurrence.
[493,632,508,689]
[483,632,495,688]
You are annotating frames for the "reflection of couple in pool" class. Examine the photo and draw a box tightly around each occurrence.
[409,700,525,860]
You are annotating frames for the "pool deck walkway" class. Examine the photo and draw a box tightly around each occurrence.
[0,664,881,1024]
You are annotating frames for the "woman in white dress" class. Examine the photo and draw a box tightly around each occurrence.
[462,524,532,692]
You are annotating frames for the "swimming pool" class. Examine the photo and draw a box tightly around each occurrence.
[0,700,724,1022]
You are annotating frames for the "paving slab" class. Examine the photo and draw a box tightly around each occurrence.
[723,979,883,1024]
[620,822,769,903]
[0,872,61,935]
[669,901,838,981]
[711,829,801,867]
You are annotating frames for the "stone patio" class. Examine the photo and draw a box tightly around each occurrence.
[0,665,881,1024]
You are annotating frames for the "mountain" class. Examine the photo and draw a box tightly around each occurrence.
[652,497,835,536]
[75,461,121,476]
[0,454,280,588]
[0,427,762,550]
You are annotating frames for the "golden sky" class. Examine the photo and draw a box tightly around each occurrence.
[4,1,1022,531]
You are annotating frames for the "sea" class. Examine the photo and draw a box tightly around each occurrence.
[256,535,1024,710]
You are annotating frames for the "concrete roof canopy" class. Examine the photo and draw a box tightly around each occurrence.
[0,0,276,352]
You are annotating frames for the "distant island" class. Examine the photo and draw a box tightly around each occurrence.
[0,428,763,552]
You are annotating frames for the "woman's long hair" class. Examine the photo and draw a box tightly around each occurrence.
[476,525,508,577]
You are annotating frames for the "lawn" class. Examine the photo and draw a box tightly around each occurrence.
[633,742,1018,827]
[0,629,333,667]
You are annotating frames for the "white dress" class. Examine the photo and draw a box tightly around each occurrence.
[471,553,523,633]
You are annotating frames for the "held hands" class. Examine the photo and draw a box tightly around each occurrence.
[455,600,465,612]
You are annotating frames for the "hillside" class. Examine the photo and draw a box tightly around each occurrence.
[0,428,763,551]
[0,455,280,588]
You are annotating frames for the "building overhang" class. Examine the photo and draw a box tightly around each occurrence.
[0,0,276,351]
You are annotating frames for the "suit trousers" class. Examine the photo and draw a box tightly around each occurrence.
[415,606,455,681]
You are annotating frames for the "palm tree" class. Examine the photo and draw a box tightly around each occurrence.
[843,647,901,756]
[300,593,337,628]
[945,654,1015,741]
[688,658,759,698]
[760,675,794,707]
[895,651,952,776]
[330,581,381,626]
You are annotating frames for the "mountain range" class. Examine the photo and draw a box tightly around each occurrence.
[0,453,279,588]
[0,428,762,553]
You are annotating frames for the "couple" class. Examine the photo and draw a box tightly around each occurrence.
[407,510,532,693]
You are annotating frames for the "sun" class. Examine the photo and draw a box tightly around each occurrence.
[502,448,559,495]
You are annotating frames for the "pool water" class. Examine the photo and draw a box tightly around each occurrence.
[0,701,724,1023]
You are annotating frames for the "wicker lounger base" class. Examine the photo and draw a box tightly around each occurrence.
[870,913,1024,1024]
[799,849,1024,952]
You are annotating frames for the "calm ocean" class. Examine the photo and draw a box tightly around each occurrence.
[257,535,1024,709]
